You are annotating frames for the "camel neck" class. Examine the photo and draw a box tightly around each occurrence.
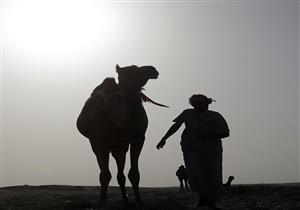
[123,90,142,106]
[118,85,143,106]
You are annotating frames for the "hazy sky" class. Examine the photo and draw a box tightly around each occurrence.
[1,0,299,187]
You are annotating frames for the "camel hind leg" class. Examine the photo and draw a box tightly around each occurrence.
[90,140,111,204]
[97,150,111,203]
[111,145,129,203]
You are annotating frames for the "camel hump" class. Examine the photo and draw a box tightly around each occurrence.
[92,77,127,127]
[91,77,119,96]
[77,78,127,138]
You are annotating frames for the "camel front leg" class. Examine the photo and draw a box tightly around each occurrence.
[128,137,145,207]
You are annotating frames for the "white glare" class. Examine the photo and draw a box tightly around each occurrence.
[3,0,120,62]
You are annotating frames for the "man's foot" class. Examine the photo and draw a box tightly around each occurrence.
[207,203,224,210]
[185,187,191,192]
[196,197,208,207]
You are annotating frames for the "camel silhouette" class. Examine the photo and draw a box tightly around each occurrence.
[77,64,162,207]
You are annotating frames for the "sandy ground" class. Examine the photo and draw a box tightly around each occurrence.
[0,184,299,210]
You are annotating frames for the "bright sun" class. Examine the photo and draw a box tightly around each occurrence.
[3,0,119,62]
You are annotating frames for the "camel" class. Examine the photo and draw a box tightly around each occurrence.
[77,64,165,207]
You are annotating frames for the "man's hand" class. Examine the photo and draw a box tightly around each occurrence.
[156,139,166,150]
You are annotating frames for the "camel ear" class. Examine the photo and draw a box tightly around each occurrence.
[116,64,121,73]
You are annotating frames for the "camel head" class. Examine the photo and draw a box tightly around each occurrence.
[228,176,235,182]
[179,165,185,170]
[116,64,159,92]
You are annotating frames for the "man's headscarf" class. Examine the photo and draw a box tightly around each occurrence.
[189,94,215,106]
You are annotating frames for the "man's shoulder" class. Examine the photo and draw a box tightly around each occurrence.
[183,108,194,113]
[181,109,194,115]
[207,110,219,115]
[206,110,223,118]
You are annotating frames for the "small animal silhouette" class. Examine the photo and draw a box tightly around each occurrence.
[176,165,189,192]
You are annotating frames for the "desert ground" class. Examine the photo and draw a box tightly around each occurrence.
[0,184,299,210]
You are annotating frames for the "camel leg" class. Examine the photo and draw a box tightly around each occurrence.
[179,178,184,192]
[94,148,111,204]
[128,139,145,207]
[112,146,129,203]
[179,178,184,188]
[184,178,190,192]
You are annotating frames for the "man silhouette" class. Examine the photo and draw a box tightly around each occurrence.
[157,94,230,210]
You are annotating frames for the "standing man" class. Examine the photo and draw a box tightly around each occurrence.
[156,94,230,210]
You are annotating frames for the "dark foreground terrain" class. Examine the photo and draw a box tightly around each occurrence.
[0,184,299,210]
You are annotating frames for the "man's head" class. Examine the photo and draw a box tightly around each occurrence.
[189,94,214,111]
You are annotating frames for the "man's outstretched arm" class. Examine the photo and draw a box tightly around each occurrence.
[156,122,182,150]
